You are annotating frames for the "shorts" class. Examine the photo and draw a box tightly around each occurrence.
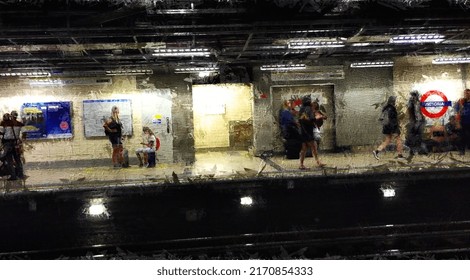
[136,147,155,154]
[109,135,122,146]
[383,125,400,135]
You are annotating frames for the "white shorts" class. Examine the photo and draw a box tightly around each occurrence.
[136,147,155,153]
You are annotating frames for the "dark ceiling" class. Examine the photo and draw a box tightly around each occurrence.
[0,0,470,76]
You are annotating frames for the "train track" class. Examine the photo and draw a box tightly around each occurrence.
[2,220,470,259]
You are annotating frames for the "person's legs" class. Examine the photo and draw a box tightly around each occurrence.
[3,143,16,180]
[309,141,325,167]
[299,142,308,169]
[117,144,124,164]
[12,147,24,178]
[135,148,144,166]
[377,135,392,152]
[394,133,404,155]
[373,134,392,160]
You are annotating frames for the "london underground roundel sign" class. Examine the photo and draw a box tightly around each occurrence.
[420,90,451,118]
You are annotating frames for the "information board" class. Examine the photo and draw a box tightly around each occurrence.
[83,99,133,137]
[21,101,73,139]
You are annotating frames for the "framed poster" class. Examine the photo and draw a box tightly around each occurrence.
[83,99,133,137]
[21,101,73,139]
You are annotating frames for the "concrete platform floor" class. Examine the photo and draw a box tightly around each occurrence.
[3,149,470,193]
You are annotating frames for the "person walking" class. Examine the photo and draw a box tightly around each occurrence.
[298,96,325,169]
[405,90,426,155]
[373,96,405,160]
[455,88,470,155]
[103,106,124,168]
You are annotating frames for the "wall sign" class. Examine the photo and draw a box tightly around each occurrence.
[21,101,73,139]
[420,90,452,118]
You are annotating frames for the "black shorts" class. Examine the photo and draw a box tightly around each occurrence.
[383,125,400,135]
[109,135,122,145]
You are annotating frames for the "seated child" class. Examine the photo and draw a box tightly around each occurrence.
[135,127,156,167]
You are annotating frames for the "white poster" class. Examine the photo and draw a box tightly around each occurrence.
[83,99,133,137]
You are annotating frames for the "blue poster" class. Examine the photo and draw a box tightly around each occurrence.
[21,101,73,139]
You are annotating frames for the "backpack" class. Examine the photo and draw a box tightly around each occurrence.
[379,108,389,126]
[155,137,161,151]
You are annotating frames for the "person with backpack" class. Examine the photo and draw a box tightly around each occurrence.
[373,96,405,160]
[135,127,158,168]
[405,90,426,155]
[103,105,124,168]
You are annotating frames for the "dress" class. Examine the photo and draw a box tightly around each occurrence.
[298,105,315,143]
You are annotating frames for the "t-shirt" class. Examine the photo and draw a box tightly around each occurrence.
[147,134,157,150]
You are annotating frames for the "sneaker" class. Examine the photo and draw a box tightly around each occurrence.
[395,154,406,159]
[372,150,380,160]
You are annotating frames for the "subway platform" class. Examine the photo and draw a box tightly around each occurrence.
[3,149,470,193]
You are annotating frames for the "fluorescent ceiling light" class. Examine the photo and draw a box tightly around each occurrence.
[105,69,153,76]
[260,64,306,71]
[351,42,371,47]
[0,71,50,77]
[389,33,445,44]
[432,57,470,64]
[350,61,394,68]
[153,48,211,57]
[288,39,345,49]
[28,79,65,86]
[174,67,219,73]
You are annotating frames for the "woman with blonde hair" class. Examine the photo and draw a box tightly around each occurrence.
[103,106,124,168]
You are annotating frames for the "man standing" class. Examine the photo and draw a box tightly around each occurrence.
[0,111,25,180]
[455,89,470,155]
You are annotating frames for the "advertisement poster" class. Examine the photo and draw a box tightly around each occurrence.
[21,101,73,139]
[82,99,133,137]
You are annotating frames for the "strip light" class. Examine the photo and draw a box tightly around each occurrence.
[0,71,51,77]
[288,39,345,49]
[105,69,153,76]
[389,33,445,44]
[174,67,219,73]
[432,57,470,64]
[153,48,211,57]
[350,61,394,68]
[260,64,306,71]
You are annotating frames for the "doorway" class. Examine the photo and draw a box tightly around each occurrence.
[192,84,253,150]
[271,84,336,151]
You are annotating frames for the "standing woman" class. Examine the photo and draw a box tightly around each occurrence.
[103,106,124,168]
[373,96,405,160]
[298,96,326,169]
[311,101,327,147]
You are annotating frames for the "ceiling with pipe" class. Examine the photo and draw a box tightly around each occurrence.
[0,0,469,76]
